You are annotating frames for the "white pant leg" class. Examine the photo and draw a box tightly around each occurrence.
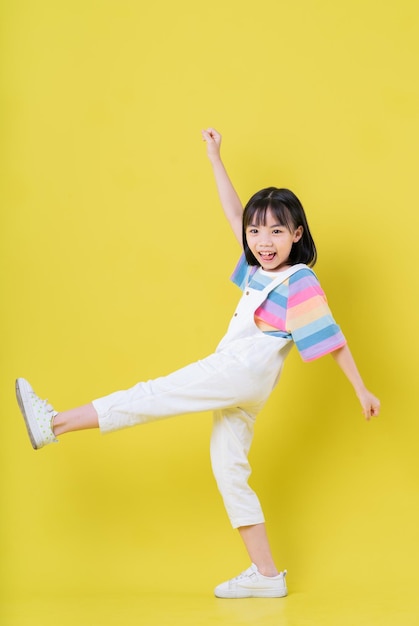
[210,407,265,528]
[93,349,266,434]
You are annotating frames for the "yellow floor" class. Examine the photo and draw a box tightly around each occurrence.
[2,587,418,626]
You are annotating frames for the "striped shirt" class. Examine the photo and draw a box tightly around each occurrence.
[231,255,346,362]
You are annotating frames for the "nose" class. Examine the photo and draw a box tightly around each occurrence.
[259,233,273,246]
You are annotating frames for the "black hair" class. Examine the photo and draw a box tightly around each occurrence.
[242,187,317,267]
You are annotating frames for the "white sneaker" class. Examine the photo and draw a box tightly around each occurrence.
[214,564,287,598]
[15,378,58,450]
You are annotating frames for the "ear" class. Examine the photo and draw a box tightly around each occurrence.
[293,226,303,243]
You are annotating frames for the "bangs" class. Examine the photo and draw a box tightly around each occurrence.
[244,201,295,232]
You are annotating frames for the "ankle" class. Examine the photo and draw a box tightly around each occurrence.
[256,564,280,577]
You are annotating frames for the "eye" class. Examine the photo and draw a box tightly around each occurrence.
[247,228,259,234]
[272,228,283,235]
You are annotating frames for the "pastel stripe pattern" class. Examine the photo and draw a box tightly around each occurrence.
[230,254,346,362]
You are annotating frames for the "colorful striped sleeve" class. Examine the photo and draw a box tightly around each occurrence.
[230,254,256,290]
[286,269,346,362]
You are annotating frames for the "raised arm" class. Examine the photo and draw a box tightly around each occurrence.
[201,128,243,244]
[331,344,380,420]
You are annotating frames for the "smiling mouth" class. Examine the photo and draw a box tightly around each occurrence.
[259,252,276,262]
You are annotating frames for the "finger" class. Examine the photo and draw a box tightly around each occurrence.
[205,127,220,141]
[201,129,216,143]
[363,405,373,420]
[372,401,380,417]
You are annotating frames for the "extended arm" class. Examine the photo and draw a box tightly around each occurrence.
[201,128,243,244]
[331,344,380,420]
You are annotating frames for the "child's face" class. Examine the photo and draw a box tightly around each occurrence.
[245,208,303,272]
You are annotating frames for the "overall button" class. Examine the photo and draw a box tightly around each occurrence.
[245,291,250,295]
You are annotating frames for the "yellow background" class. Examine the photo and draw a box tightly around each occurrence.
[1,1,418,624]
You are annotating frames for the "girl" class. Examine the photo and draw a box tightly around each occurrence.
[16,128,380,599]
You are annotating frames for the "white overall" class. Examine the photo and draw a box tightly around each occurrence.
[93,264,306,528]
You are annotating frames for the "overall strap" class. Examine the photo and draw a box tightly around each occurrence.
[260,263,308,297]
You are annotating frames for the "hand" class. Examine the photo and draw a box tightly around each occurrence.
[201,127,222,163]
[357,388,380,420]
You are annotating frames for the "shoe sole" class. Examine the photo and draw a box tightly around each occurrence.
[15,379,40,450]
[215,589,287,599]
